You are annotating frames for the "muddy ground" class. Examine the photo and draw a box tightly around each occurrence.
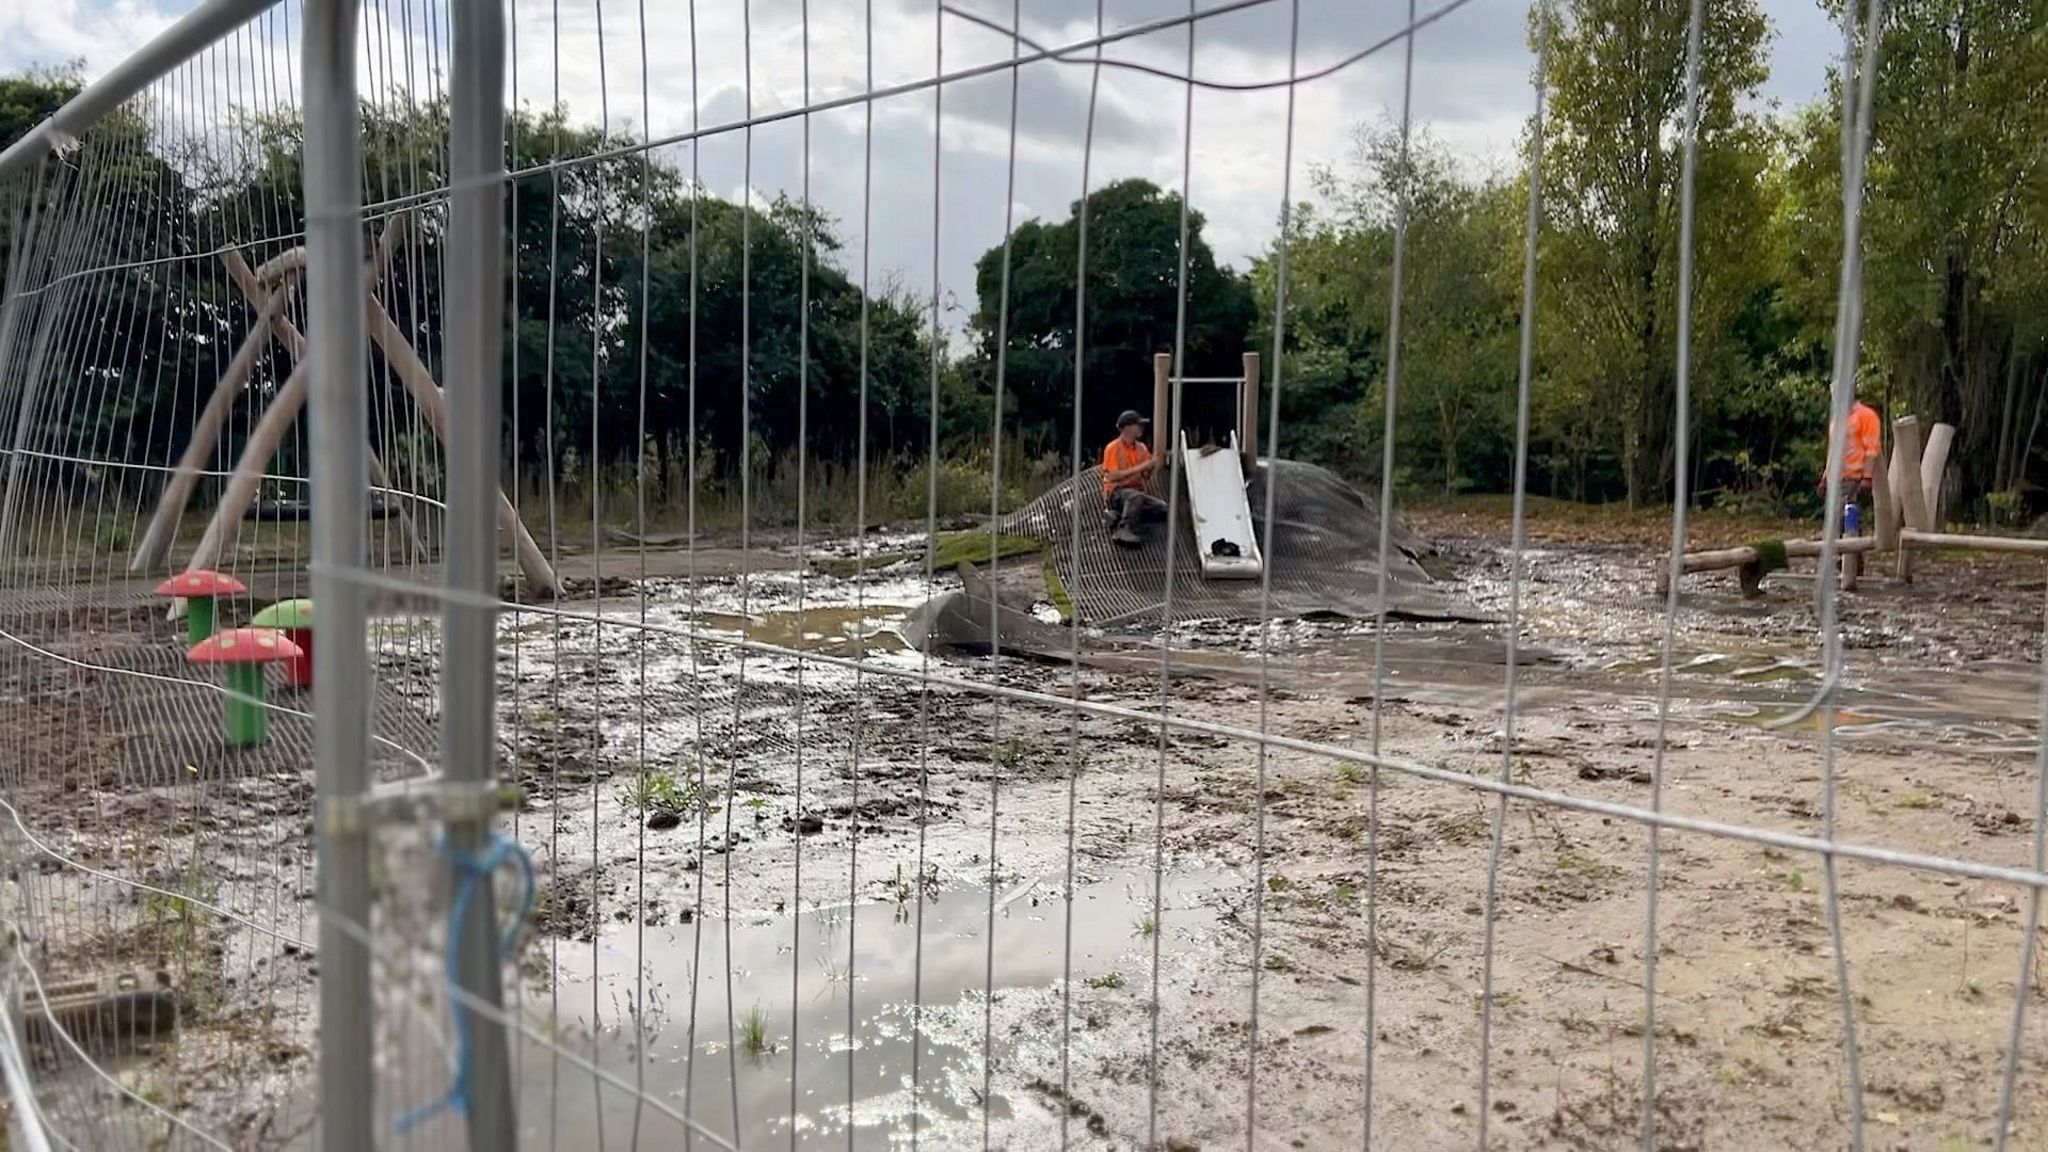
[5,508,2046,1151]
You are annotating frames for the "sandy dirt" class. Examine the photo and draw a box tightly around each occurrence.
[4,511,2044,1150]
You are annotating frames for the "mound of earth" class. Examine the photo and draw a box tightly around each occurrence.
[996,457,1474,627]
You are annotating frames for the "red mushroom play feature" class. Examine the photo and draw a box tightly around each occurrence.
[186,628,301,747]
[154,569,247,646]
[249,599,314,689]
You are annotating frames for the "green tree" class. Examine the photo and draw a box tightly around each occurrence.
[1786,3,2048,503]
[967,178,1255,457]
[3,80,939,520]
[2,68,217,498]
[1248,202,1385,477]
[0,62,81,156]
[1253,124,1521,489]
[1532,0,1776,507]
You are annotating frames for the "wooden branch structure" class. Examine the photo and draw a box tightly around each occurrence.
[361,294,560,596]
[137,235,421,574]
[144,223,562,603]
[202,231,429,565]
[128,268,291,571]
[1656,416,2044,596]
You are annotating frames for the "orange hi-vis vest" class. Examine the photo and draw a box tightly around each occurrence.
[1829,402,1882,481]
[1101,438,1151,497]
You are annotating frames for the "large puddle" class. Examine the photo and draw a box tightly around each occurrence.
[511,868,1229,1149]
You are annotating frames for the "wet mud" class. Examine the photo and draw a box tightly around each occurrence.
[9,525,2046,1149]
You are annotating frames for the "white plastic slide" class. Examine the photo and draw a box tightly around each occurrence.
[1178,430,1265,579]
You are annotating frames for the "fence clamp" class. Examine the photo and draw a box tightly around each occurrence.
[320,780,504,836]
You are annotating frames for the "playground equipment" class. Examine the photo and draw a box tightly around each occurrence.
[129,218,562,604]
[1659,415,2048,596]
[154,569,246,645]
[186,628,301,748]
[1178,434,1263,579]
[1152,351,1265,580]
[250,599,315,688]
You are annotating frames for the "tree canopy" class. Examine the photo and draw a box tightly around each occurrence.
[3,0,2045,525]
[964,178,1255,456]
[1248,0,2046,518]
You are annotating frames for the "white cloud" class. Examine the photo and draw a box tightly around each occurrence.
[6,0,1836,324]
[1,0,181,80]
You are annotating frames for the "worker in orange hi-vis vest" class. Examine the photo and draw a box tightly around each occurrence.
[1822,381,1883,530]
[1100,410,1167,547]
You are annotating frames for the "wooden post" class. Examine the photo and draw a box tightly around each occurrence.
[130,265,291,571]
[1892,416,1926,582]
[364,295,562,597]
[1152,351,1171,439]
[1871,449,1897,552]
[1920,422,1955,531]
[1151,351,1172,497]
[1240,351,1260,473]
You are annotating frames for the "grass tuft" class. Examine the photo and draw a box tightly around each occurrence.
[740,1005,770,1055]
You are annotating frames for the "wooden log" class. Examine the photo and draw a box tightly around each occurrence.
[363,294,562,597]
[1919,422,1955,530]
[230,223,423,543]
[184,333,434,579]
[1675,535,1880,571]
[1892,416,1926,582]
[181,362,309,577]
[1662,527,2048,595]
[230,233,430,564]
[1901,529,2048,556]
[254,245,309,286]
[129,258,290,571]
[1655,535,1881,593]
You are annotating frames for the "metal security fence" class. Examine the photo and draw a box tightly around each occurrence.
[0,0,2042,1149]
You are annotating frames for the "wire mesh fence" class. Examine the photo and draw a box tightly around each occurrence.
[0,0,2043,1148]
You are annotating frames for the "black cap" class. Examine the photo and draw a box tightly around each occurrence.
[1116,410,1149,428]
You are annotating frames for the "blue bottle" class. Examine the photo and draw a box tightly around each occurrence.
[1844,502,1860,536]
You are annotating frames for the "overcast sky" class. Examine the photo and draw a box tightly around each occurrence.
[5,0,1845,325]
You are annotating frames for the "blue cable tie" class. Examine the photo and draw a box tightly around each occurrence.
[395,831,536,1134]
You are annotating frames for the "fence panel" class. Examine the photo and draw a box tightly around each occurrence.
[0,0,2044,1150]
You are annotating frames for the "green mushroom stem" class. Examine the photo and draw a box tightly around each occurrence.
[223,662,269,746]
[185,597,218,646]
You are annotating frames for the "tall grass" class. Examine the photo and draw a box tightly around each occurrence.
[520,444,1070,542]
[18,444,1076,572]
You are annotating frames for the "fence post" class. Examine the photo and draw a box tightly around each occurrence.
[303,0,373,1147]
[443,0,517,1144]
[1240,351,1260,472]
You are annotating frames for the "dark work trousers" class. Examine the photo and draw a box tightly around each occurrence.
[1105,485,1167,534]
